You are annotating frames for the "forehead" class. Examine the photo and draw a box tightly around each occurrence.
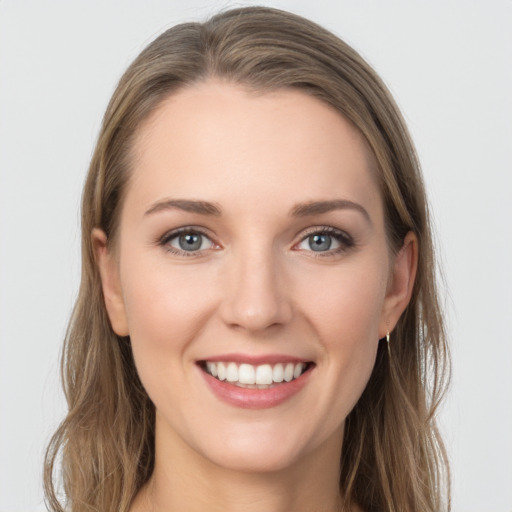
[127,80,382,219]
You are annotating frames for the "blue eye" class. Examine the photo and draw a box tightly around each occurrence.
[163,230,215,254]
[296,228,353,255]
[307,233,334,252]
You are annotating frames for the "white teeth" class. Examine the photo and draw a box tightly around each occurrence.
[255,364,273,385]
[206,362,217,377]
[272,363,284,383]
[284,363,294,382]
[239,364,256,384]
[217,362,226,381]
[226,362,238,382]
[204,361,307,385]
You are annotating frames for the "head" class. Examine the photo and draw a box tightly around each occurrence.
[45,7,449,512]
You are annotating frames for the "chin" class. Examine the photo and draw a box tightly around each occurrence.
[192,419,338,475]
[204,439,305,474]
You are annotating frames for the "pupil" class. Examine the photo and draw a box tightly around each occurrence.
[179,233,201,251]
[309,234,331,251]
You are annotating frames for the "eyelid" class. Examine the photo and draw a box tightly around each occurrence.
[293,225,355,255]
[157,226,220,257]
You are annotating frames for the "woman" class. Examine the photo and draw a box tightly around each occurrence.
[44,6,450,512]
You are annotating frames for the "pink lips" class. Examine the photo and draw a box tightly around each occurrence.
[197,354,313,410]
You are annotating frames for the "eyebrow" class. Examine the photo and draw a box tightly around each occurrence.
[144,199,222,217]
[144,197,370,223]
[290,199,371,223]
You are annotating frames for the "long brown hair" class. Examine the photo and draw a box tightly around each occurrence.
[44,7,450,511]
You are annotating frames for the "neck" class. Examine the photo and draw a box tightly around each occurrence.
[131,422,346,512]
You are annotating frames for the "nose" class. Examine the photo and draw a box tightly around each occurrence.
[219,247,293,333]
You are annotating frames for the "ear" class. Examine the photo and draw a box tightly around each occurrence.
[379,231,418,338]
[92,228,129,337]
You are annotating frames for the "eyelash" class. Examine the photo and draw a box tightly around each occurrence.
[158,227,216,258]
[295,226,355,258]
[157,225,355,258]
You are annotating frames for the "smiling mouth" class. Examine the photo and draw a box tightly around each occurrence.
[198,361,313,389]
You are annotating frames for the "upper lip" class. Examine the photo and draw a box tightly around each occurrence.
[197,353,312,365]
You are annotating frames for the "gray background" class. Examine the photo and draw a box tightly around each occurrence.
[1,1,511,510]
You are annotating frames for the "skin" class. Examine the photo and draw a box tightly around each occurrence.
[94,81,417,512]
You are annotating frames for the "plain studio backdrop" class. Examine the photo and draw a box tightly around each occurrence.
[0,1,511,511]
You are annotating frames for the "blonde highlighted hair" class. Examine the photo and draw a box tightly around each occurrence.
[45,6,450,511]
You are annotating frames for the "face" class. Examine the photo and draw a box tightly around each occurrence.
[96,81,416,475]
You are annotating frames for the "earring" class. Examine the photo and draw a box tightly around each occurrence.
[386,331,391,357]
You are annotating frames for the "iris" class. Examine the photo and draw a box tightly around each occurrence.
[309,234,332,251]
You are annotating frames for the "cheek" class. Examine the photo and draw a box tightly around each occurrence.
[120,253,218,348]
[118,253,221,413]
[298,258,387,412]
[302,257,387,343]
[117,252,222,403]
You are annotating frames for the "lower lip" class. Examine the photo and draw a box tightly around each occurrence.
[199,366,312,409]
